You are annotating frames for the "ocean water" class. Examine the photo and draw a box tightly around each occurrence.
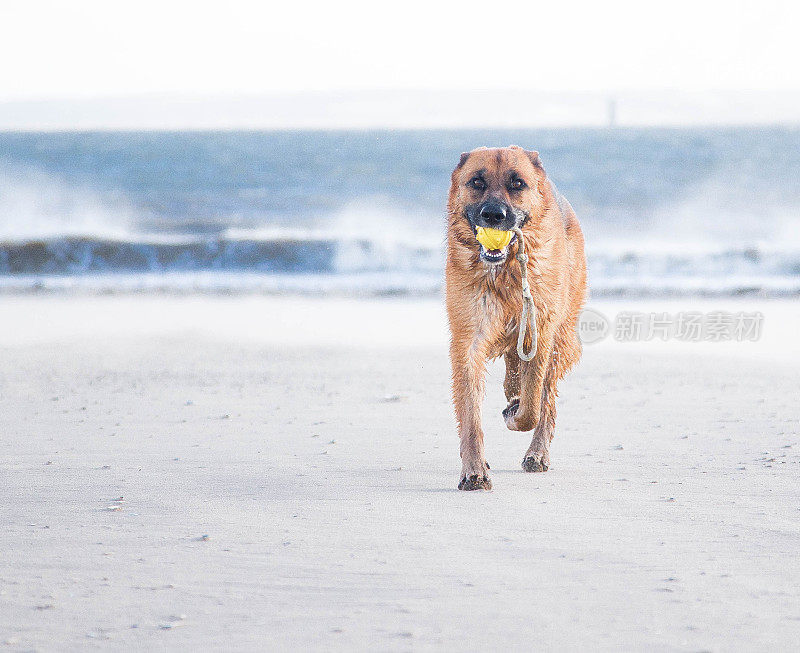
[1,127,799,295]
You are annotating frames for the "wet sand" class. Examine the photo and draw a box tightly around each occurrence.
[1,295,799,651]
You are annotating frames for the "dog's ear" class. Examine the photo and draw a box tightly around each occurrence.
[510,145,543,169]
[526,150,543,168]
[449,152,471,212]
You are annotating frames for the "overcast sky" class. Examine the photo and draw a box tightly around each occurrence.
[2,0,800,101]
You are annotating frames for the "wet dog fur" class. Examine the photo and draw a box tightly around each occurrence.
[446,146,587,490]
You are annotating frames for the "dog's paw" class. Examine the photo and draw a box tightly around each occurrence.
[504,402,537,431]
[502,398,519,421]
[458,474,492,491]
[521,452,549,473]
[459,457,491,490]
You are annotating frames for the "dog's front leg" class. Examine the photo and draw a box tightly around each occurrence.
[503,315,556,435]
[450,337,491,491]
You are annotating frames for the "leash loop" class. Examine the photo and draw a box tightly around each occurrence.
[512,228,537,362]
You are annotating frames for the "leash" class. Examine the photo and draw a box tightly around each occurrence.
[511,227,537,361]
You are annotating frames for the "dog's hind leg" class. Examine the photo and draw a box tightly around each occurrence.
[501,350,521,422]
[519,321,581,472]
[521,352,558,472]
[503,350,521,400]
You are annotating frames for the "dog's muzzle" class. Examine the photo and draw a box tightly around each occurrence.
[466,201,526,265]
[476,202,517,264]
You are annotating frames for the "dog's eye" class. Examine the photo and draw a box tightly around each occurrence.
[468,177,485,191]
[510,178,526,190]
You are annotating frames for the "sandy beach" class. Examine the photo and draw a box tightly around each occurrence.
[1,294,799,651]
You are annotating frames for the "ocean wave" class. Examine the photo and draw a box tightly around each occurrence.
[1,233,800,297]
[3,127,800,296]
[0,233,443,275]
[1,270,799,297]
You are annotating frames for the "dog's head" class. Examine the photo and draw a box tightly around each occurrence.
[448,145,546,265]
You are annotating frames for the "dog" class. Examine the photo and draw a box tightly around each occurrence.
[446,145,587,490]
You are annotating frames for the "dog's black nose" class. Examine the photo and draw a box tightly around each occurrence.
[479,202,507,226]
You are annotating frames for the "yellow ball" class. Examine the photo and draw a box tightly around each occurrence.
[476,227,513,250]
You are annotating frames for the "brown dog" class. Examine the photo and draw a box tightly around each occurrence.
[446,145,587,490]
